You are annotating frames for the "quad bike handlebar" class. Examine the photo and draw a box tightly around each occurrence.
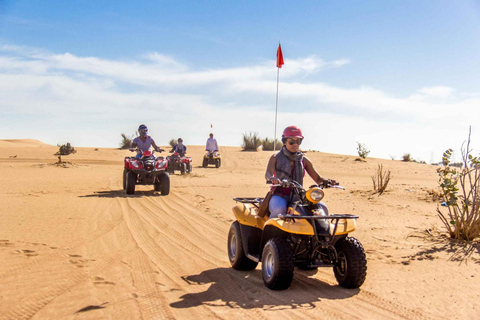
[129,147,165,153]
[267,178,344,190]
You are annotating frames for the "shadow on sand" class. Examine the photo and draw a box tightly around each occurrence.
[170,267,359,310]
[79,190,165,198]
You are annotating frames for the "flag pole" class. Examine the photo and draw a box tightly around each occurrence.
[274,65,279,152]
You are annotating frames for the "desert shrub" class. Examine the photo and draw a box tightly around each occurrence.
[371,164,392,195]
[169,139,176,148]
[261,137,282,151]
[241,132,261,151]
[120,133,134,149]
[56,142,76,155]
[402,153,411,162]
[356,142,370,159]
[436,128,480,241]
[390,155,396,160]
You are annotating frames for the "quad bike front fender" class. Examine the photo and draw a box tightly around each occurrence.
[330,218,357,235]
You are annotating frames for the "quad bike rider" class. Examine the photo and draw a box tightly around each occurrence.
[123,124,170,195]
[227,126,367,290]
[203,133,221,168]
[167,138,192,174]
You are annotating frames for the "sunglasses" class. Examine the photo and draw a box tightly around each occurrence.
[287,139,302,145]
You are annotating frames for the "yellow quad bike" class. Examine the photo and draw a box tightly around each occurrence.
[203,150,221,168]
[228,179,367,290]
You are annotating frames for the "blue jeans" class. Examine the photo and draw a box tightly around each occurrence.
[268,195,289,218]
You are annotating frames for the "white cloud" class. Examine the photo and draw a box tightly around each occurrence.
[417,86,455,98]
[0,45,478,162]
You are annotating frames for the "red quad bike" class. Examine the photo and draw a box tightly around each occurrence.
[166,152,192,175]
[123,149,170,195]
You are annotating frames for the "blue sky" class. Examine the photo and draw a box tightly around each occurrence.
[1,1,480,162]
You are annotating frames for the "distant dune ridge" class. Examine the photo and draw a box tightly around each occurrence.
[0,139,478,319]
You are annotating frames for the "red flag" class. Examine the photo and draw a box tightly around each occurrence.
[276,44,284,68]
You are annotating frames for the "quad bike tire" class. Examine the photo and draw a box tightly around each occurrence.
[262,238,294,290]
[125,171,137,195]
[215,159,221,168]
[122,169,127,190]
[228,221,258,271]
[180,163,186,175]
[159,172,170,195]
[202,158,207,167]
[187,162,192,173]
[333,236,367,289]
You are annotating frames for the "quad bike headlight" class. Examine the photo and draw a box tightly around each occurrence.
[306,187,324,204]
[131,160,140,169]
[156,160,167,169]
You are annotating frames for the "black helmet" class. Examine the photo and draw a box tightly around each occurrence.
[178,138,183,142]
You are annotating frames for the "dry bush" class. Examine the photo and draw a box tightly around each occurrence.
[371,164,392,195]
[56,142,76,155]
[169,139,176,148]
[261,137,282,151]
[241,132,261,151]
[437,128,480,241]
[120,133,133,149]
[402,153,411,162]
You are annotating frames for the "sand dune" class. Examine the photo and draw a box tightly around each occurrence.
[0,140,478,319]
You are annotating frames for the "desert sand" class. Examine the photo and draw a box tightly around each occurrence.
[0,139,478,320]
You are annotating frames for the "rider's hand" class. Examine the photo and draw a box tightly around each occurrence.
[269,178,281,185]
[322,179,338,187]
[129,148,135,152]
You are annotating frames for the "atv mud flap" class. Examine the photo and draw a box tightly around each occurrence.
[239,224,262,261]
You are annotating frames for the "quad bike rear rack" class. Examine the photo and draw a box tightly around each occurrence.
[233,197,265,209]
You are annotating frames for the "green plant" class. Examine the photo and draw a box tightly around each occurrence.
[371,164,392,195]
[356,142,370,159]
[241,132,261,151]
[402,153,411,162]
[261,137,282,151]
[56,142,76,155]
[436,128,480,241]
[120,133,134,149]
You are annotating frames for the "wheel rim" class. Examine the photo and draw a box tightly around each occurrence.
[264,251,274,279]
[336,252,347,277]
[229,234,237,259]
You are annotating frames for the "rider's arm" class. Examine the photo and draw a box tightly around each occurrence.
[304,156,327,185]
[214,139,218,151]
[151,140,161,152]
[265,154,280,184]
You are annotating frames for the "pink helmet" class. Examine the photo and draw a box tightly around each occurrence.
[282,126,304,139]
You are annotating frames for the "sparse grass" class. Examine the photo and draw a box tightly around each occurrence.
[241,132,261,151]
[120,133,133,149]
[436,127,480,241]
[56,142,76,155]
[261,137,282,151]
[371,164,392,195]
[390,155,396,160]
[356,142,370,159]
